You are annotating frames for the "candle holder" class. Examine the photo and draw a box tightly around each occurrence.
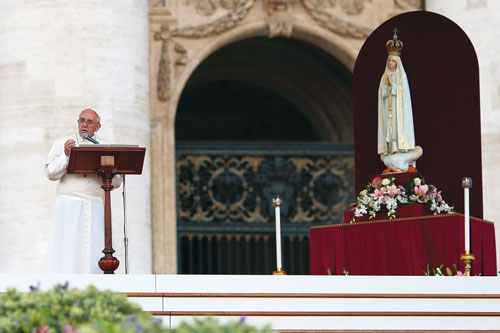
[460,250,475,276]
[273,267,287,275]
[461,177,473,188]
[272,196,287,275]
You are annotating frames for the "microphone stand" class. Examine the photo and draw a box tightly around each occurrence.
[122,174,129,274]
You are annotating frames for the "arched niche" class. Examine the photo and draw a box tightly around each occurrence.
[151,21,358,273]
[352,11,482,217]
[175,36,353,142]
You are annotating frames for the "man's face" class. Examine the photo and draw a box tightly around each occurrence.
[78,109,101,137]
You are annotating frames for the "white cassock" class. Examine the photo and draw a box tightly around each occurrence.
[45,132,121,273]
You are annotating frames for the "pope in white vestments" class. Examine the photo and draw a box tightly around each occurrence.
[45,109,121,273]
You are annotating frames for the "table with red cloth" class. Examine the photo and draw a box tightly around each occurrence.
[310,213,497,276]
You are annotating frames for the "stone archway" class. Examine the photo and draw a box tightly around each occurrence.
[150,27,358,274]
[148,1,422,274]
[174,36,355,274]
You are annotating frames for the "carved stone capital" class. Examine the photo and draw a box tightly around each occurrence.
[265,0,296,37]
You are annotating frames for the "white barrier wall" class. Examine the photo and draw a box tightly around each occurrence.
[1,274,500,331]
[0,1,151,273]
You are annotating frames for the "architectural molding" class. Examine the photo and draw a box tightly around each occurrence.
[152,0,256,101]
[394,0,423,10]
[300,0,371,39]
[184,0,243,16]
[265,0,296,37]
[171,0,256,38]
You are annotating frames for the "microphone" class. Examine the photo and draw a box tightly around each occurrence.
[82,133,100,144]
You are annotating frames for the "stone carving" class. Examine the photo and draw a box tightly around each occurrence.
[176,154,354,224]
[184,0,242,16]
[151,0,168,7]
[265,0,296,37]
[308,0,370,16]
[150,0,175,15]
[173,42,188,76]
[339,0,369,16]
[300,0,371,39]
[153,25,172,101]
[172,0,255,38]
[153,0,256,100]
[394,0,423,9]
[153,0,422,101]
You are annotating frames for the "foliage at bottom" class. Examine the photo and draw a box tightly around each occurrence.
[0,283,271,333]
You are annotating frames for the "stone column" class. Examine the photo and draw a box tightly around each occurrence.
[0,1,151,273]
[427,0,500,272]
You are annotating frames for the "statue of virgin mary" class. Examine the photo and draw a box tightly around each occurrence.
[378,29,422,173]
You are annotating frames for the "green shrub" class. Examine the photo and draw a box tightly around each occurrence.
[0,282,272,332]
[0,282,162,332]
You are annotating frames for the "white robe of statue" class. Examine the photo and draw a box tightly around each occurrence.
[377,55,422,172]
[45,133,121,273]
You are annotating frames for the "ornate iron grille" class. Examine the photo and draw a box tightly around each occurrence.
[176,142,354,274]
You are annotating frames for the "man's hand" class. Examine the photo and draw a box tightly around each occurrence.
[64,139,76,157]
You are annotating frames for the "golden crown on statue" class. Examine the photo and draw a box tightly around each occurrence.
[386,28,404,56]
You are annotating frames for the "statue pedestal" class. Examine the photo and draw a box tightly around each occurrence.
[370,171,422,185]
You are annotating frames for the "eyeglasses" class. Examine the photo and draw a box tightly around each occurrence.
[78,118,99,126]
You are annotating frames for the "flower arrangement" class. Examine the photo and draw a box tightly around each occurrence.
[351,176,453,220]
[424,264,467,276]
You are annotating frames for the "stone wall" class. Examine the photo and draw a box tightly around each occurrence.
[0,1,152,273]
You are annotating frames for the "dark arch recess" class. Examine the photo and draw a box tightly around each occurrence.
[176,36,353,142]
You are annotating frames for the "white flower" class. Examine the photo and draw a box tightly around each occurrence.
[360,189,368,197]
[355,205,367,217]
[361,195,372,205]
[397,195,408,204]
[382,178,391,186]
[414,177,421,185]
[422,184,429,191]
[386,197,398,210]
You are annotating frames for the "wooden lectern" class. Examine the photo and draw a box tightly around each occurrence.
[67,146,146,274]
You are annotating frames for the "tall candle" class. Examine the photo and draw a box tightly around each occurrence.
[462,177,473,252]
[272,196,283,270]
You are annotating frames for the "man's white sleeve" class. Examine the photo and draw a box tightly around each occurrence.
[44,141,68,181]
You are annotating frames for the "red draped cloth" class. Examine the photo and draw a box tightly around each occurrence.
[310,214,497,276]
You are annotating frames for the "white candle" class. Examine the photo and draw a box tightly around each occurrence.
[464,186,470,251]
[272,196,283,270]
[462,177,473,252]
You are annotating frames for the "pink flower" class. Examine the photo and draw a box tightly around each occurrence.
[455,271,465,276]
[386,185,400,197]
[414,185,427,197]
[373,188,386,198]
[35,326,51,333]
[371,176,382,188]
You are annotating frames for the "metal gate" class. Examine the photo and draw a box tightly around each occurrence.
[176,142,354,274]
